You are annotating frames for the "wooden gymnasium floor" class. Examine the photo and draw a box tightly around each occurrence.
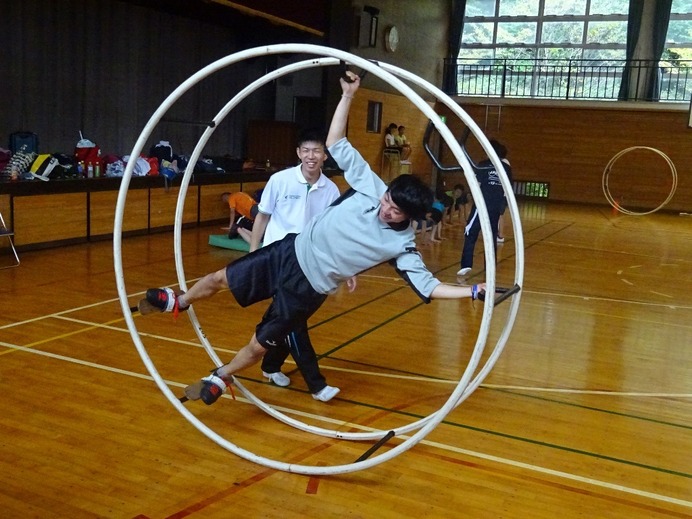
[0,200,690,518]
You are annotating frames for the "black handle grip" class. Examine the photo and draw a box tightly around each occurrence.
[340,61,372,83]
[422,122,474,172]
[477,283,521,305]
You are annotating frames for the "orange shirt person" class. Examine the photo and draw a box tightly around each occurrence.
[221,191,259,242]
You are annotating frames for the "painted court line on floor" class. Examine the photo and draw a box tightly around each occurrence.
[4,306,691,399]
[1,338,690,510]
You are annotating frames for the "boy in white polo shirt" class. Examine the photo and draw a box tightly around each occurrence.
[248,129,342,401]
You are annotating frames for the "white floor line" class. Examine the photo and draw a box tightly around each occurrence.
[479,384,692,398]
[522,289,692,310]
[1,338,689,510]
[8,312,691,399]
[0,277,206,330]
[650,290,674,299]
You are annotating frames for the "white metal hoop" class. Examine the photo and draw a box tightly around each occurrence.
[113,44,524,475]
[602,146,678,216]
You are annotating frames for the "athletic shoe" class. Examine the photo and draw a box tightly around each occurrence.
[262,371,290,387]
[312,385,340,402]
[456,267,472,276]
[138,287,187,315]
[497,236,505,243]
[199,372,229,405]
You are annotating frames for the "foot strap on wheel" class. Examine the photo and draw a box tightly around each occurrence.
[179,375,236,403]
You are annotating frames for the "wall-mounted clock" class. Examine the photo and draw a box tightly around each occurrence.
[385,26,399,53]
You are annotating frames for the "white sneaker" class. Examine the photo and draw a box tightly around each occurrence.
[262,371,290,387]
[312,385,340,402]
[456,267,472,276]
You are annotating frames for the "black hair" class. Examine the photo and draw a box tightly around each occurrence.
[297,128,326,148]
[489,139,507,159]
[387,175,434,221]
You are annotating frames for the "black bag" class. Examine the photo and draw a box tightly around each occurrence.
[29,154,60,181]
[9,131,39,154]
[52,153,79,179]
[149,141,173,163]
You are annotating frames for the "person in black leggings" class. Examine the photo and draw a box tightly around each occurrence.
[457,140,513,277]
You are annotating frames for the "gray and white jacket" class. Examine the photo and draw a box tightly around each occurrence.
[294,137,440,301]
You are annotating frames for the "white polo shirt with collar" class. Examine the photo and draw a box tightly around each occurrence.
[257,164,340,246]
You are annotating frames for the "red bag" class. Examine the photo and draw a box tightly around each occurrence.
[74,133,103,172]
[145,156,159,176]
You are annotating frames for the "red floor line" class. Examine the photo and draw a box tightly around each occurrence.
[161,440,337,518]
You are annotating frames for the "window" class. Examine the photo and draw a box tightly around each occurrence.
[586,21,627,45]
[666,0,692,59]
[366,101,382,133]
[466,0,497,17]
[499,0,538,17]
[497,22,537,45]
[462,1,692,62]
[461,0,629,61]
[589,0,628,15]
[454,1,692,101]
[544,0,585,16]
[464,22,494,44]
[662,0,692,103]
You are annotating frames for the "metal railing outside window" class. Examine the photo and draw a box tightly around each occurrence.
[443,58,692,102]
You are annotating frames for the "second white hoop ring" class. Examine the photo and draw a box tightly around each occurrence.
[602,146,678,216]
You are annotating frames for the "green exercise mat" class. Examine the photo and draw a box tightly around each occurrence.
[208,235,251,252]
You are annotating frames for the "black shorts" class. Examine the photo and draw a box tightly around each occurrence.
[225,234,327,349]
[430,208,443,224]
[438,193,453,208]
[454,193,469,209]
[228,216,254,238]
[228,205,258,238]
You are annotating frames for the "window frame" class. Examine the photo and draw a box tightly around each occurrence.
[460,0,629,61]
[461,1,692,58]
[454,1,692,102]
